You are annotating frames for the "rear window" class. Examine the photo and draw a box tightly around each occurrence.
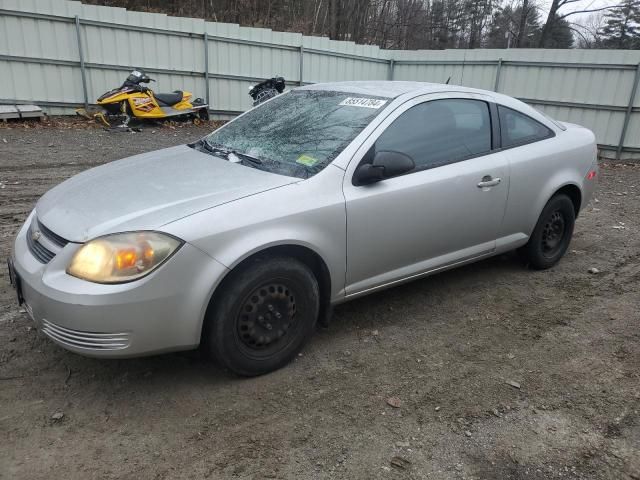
[532,106,566,131]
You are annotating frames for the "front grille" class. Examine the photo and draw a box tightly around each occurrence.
[26,230,55,263]
[26,218,70,264]
[41,319,130,351]
[38,220,69,248]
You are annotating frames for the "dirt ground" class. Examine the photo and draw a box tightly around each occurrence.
[0,119,638,480]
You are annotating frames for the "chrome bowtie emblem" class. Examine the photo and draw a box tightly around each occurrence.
[31,230,42,242]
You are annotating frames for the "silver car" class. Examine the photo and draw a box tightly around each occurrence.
[9,81,598,375]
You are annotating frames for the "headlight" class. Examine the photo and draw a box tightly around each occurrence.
[67,231,182,283]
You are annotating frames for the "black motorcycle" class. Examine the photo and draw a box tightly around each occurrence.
[249,77,286,106]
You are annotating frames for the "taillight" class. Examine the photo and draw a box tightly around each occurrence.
[586,170,597,180]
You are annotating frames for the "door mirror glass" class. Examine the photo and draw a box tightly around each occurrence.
[353,150,415,185]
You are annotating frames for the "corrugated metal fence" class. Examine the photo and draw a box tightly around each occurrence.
[1,0,639,159]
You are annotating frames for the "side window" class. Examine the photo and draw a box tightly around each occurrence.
[498,105,554,148]
[372,99,492,171]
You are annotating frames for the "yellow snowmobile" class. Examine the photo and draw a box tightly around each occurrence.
[81,69,209,127]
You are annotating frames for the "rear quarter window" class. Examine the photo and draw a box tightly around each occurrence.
[498,105,554,148]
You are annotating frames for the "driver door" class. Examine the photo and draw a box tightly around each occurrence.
[342,93,509,296]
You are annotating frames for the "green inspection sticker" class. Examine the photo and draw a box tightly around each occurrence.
[296,154,319,167]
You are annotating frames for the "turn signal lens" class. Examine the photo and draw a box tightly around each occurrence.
[67,232,182,284]
[115,248,138,270]
[586,170,597,180]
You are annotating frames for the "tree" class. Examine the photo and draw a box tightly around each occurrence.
[461,0,494,48]
[600,0,640,48]
[538,0,623,47]
[515,0,535,47]
[541,17,574,47]
[86,0,630,49]
[573,12,607,48]
[485,1,541,48]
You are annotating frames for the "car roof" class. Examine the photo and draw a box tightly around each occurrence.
[297,81,493,99]
[297,81,558,132]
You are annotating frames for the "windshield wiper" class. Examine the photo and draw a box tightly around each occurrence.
[193,138,230,157]
[230,150,263,165]
[195,138,263,165]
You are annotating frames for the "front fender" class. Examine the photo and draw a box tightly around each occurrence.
[163,166,348,302]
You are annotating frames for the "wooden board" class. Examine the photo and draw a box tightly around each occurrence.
[0,104,44,120]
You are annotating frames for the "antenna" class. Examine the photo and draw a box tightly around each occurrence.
[445,76,451,85]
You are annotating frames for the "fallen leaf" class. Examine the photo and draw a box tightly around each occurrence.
[386,397,401,408]
[390,456,411,470]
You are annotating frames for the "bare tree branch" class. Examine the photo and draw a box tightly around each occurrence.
[558,5,621,20]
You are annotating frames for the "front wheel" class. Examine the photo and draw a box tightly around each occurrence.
[205,256,319,376]
[519,194,576,270]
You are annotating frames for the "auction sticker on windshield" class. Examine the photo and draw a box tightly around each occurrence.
[296,154,319,167]
[339,97,387,109]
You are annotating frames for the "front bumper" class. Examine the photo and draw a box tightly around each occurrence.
[11,216,228,358]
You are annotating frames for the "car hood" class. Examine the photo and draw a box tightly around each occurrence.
[35,145,297,242]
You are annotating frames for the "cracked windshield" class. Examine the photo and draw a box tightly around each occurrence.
[204,90,388,178]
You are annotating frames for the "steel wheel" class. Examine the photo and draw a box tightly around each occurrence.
[205,255,319,376]
[519,193,576,270]
[541,210,566,256]
[236,282,298,357]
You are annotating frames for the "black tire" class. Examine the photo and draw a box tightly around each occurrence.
[520,194,575,270]
[205,256,319,376]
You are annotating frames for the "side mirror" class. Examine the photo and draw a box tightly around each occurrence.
[353,150,415,186]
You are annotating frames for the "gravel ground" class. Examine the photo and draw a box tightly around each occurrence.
[0,119,638,480]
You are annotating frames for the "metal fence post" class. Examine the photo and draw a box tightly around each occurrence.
[388,59,395,81]
[299,45,304,85]
[616,62,640,161]
[74,15,89,109]
[493,57,503,92]
[203,32,210,107]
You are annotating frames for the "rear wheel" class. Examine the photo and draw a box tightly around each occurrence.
[519,194,575,270]
[205,256,319,376]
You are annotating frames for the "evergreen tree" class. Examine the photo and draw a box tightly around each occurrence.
[600,0,640,49]
[486,3,540,49]
[543,17,574,48]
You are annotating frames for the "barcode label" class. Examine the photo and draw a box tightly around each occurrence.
[339,97,387,109]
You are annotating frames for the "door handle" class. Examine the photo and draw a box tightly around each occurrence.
[477,176,501,188]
